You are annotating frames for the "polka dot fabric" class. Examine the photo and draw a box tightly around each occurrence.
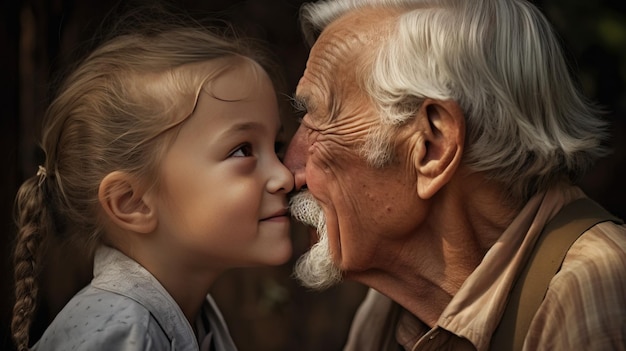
[31,246,237,351]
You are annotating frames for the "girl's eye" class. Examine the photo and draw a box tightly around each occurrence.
[231,143,253,157]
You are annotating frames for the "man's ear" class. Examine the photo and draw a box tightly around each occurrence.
[98,171,157,234]
[412,99,465,199]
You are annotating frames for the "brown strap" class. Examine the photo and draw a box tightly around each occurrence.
[490,198,622,351]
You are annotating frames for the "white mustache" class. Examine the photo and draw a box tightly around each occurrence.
[289,190,342,290]
[289,191,324,229]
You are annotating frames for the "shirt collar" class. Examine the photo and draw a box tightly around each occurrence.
[91,246,199,351]
[397,184,585,351]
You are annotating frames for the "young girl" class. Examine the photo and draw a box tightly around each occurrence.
[11,9,294,351]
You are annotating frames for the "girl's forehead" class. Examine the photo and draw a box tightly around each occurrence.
[200,58,272,102]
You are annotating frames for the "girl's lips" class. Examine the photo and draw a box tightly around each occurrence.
[262,215,290,222]
[261,209,289,221]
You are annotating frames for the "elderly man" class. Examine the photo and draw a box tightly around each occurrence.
[284,0,626,350]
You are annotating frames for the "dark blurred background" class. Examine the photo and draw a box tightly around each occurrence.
[1,1,624,350]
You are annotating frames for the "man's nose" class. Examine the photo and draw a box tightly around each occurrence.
[284,126,308,191]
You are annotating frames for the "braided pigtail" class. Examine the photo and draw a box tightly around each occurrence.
[11,171,52,351]
[9,5,285,349]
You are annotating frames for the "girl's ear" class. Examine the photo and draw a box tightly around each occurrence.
[412,99,465,199]
[98,171,157,234]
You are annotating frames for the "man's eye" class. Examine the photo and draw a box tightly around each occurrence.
[275,141,285,161]
[231,143,253,157]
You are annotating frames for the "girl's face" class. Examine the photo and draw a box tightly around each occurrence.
[152,60,294,273]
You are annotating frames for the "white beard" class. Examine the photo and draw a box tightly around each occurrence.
[289,191,342,290]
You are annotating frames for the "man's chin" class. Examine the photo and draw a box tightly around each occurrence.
[293,244,343,290]
[289,191,341,289]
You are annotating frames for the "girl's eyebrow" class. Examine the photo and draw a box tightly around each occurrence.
[221,120,283,137]
[219,121,265,138]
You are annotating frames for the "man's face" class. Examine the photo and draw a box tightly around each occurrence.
[285,11,423,289]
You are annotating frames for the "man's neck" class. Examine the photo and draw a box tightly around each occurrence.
[347,170,517,327]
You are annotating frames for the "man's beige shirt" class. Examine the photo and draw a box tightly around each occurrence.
[344,185,626,351]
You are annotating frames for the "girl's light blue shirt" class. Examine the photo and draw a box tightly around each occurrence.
[33,245,238,351]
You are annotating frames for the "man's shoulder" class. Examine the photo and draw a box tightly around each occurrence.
[525,221,626,349]
[560,220,626,275]
[547,220,626,303]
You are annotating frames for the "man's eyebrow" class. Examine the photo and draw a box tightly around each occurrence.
[292,93,340,125]
[292,94,316,114]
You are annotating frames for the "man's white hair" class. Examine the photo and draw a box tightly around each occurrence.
[300,0,609,205]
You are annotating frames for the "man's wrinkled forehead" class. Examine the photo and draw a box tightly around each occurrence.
[297,7,397,118]
[314,7,398,70]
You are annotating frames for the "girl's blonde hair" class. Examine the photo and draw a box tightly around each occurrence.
[11,7,280,350]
